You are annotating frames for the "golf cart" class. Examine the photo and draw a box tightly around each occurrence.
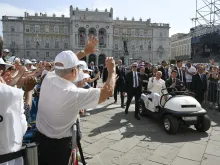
[140,88,211,134]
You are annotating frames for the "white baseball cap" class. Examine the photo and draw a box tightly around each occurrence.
[24,59,33,65]
[7,56,20,64]
[3,49,9,53]
[76,71,90,82]
[31,65,37,70]
[80,61,93,72]
[55,50,84,69]
[31,59,37,63]
[0,58,13,69]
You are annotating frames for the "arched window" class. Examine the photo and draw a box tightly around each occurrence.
[88,28,96,37]
[98,28,107,48]
[78,27,86,46]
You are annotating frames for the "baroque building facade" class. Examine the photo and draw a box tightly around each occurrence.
[2,5,170,65]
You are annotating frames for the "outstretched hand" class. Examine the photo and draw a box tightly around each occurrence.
[1,72,12,85]
[106,57,115,73]
[84,36,99,55]
[24,76,37,92]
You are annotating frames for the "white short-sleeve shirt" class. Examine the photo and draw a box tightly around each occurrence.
[36,72,100,139]
[185,66,196,82]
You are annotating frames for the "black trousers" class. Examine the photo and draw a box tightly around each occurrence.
[195,91,205,104]
[35,131,72,165]
[90,80,97,88]
[125,88,141,115]
[114,83,124,105]
[93,80,97,88]
[186,82,192,91]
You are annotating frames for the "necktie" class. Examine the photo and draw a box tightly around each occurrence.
[165,68,168,79]
[179,69,182,81]
[134,72,138,88]
[200,74,203,81]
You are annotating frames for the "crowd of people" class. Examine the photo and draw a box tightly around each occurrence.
[0,33,220,165]
[101,59,220,116]
[0,36,116,165]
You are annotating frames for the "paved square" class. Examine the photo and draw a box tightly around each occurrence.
[80,93,220,165]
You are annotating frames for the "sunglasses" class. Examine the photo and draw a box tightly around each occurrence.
[132,66,137,68]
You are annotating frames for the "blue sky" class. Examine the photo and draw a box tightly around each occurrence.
[0,0,197,36]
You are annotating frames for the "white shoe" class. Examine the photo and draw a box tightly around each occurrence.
[86,108,93,111]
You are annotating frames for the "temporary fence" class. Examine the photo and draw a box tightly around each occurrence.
[203,81,220,110]
[185,80,220,110]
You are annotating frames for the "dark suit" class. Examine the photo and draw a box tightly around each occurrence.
[102,67,108,83]
[140,73,148,91]
[145,67,152,75]
[98,65,104,78]
[174,67,186,84]
[114,65,126,106]
[191,73,207,103]
[165,78,185,93]
[125,71,142,116]
[158,67,169,81]
[88,66,99,88]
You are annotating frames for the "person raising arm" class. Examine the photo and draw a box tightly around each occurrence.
[98,57,116,104]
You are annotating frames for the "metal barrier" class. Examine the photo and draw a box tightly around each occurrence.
[181,81,220,110]
[203,81,219,110]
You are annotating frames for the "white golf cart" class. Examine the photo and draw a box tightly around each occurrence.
[140,88,211,134]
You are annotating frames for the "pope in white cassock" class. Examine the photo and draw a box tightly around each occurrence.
[142,71,168,111]
[0,58,27,165]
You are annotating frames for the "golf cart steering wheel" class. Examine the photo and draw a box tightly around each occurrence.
[161,87,177,95]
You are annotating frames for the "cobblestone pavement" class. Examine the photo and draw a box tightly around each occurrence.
[80,94,220,165]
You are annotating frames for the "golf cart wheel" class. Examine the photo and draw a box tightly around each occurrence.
[163,115,179,134]
[194,115,211,132]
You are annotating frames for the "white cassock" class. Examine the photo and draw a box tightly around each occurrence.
[0,84,27,165]
[146,77,168,107]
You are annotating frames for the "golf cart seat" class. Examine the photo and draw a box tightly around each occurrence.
[142,90,153,102]
[141,93,159,112]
